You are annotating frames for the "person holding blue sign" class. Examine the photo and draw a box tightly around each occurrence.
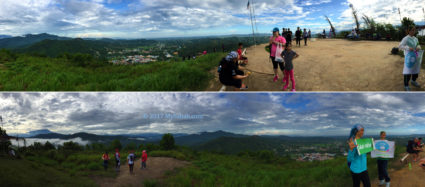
[347,124,371,187]
[376,131,390,187]
[399,25,422,91]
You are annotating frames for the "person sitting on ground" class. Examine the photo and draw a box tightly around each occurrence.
[399,25,422,91]
[114,148,120,171]
[237,43,248,66]
[102,151,109,171]
[141,150,148,169]
[407,138,420,162]
[127,150,135,174]
[281,43,299,92]
[376,131,390,187]
[218,51,249,91]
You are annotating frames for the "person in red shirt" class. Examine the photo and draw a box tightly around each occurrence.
[141,150,148,169]
[102,151,110,171]
[237,43,248,66]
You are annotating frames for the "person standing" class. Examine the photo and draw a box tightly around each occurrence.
[287,28,293,45]
[295,27,302,47]
[127,150,135,174]
[303,28,309,46]
[102,151,110,171]
[282,28,287,38]
[308,29,311,39]
[269,27,287,82]
[141,150,148,169]
[114,149,121,172]
[322,29,326,38]
[399,25,422,91]
[377,131,390,187]
[281,43,299,92]
[347,124,371,187]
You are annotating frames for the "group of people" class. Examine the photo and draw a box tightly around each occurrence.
[282,27,312,47]
[102,149,148,174]
[347,125,425,187]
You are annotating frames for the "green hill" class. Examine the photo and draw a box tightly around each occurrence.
[0,33,70,49]
[0,49,224,91]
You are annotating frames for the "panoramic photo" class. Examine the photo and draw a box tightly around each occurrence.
[0,0,424,91]
[1,92,425,186]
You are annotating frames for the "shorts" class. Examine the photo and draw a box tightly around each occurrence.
[220,78,242,88]
[270,56,284,71]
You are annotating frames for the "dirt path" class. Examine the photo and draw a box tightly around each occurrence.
[207,39,425,91]
[371,152,425,187]
[94,157,189,187]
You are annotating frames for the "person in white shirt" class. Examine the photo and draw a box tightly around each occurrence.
[399,25,422,91]
[127,151,135,174]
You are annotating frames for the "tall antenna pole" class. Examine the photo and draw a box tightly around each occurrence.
[398,8,402,24]
[248,0,256,46]
[252,0,259,34]
[0,115,3,129]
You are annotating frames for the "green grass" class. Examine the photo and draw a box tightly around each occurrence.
[150,150,188,161]
[0,157,97,187]
[0,52,224,91]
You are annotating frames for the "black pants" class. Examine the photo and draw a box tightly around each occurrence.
[296,37,301,46]
[377,160,390,182]
[404,74,418,86]
[129,164,134,173]
[351,170,371,187]
[304,37,308,46]
[270,56,284,71]
[103,160,108,171]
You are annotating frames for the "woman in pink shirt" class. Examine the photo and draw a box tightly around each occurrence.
[269,27,287,82]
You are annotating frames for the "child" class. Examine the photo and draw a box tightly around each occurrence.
[237,43,248,66]
[399,25,422,91]
[141,150,148,169]
[281,43,299,91]
[127,150,135,174]
[377,131,390,187]
[114,148,120,172]
[102,151,109,171]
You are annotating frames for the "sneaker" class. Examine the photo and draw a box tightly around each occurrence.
[291,89,296,92]
[273,75,278,82]
[283,86,288,91]
[411,81,420,88]
[379,180,385,185]
[386,182,390,187]
[405,86,410,91]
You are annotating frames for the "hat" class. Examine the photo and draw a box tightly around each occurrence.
[348,124,364,140]
[143,150,146,153]
[273,27,279,32]
[225,51,238,61]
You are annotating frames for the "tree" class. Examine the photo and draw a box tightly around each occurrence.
[325,16,336,37]
[62,141,83,151]
[160,133,175,150]
[350,4,360,31]
[0,127,11,153]
[124,142,137,151]
[44,141,55,150]
[110,139,122,151]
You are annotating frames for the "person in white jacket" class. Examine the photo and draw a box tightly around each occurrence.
[399,25,422,91]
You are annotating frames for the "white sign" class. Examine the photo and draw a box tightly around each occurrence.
[371,140,395,158]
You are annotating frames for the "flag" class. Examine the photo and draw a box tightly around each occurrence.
[247,1,250,10]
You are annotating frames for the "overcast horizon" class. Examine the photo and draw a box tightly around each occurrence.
[1,0,424,38]
[1,93,425,137]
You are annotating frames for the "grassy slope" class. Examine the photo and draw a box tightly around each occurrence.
[0,157,96,187]
[0,53,224,91]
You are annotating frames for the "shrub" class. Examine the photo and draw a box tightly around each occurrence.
[160,133,175,150]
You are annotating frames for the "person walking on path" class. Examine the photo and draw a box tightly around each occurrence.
[102,151,110,171]
[399,25,422,91]
[141,150,148,169]
[269,27,287,82]
[127,150,136,174]
[347,124,371,187]
[114,149,120,172]
[295,27,302,47]
[281,43,299,92]
[377,131,391,187]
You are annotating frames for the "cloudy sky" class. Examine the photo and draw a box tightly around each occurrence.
[0,0,424,38]
[1,92,425,136]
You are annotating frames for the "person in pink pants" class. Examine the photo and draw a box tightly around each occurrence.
[280,43,299,91]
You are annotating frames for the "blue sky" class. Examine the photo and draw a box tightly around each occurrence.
[0,0,424,38]
[1,93,425,136]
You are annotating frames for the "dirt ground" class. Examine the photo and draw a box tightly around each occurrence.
[207,39,425,91]
[371,152,425,187]
[94,157,189,187]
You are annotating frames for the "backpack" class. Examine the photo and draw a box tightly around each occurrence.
[391,47,399,55]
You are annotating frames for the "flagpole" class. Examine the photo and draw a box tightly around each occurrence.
[252,0,259,35]
[398,8,402,24]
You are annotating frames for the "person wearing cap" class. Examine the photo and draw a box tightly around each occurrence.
[141,150,148,169]
[269,27,287,82]
[347,124,371,187]
[218,51,249,91]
